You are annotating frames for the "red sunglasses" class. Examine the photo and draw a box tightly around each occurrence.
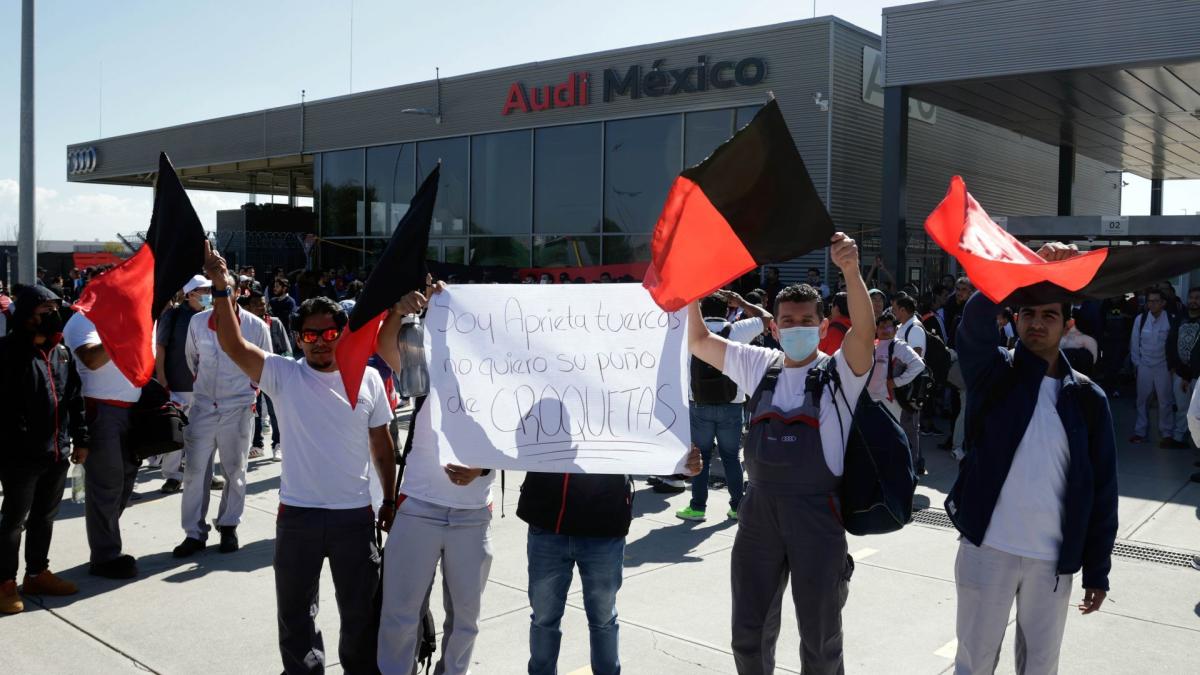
[298,328,342,344]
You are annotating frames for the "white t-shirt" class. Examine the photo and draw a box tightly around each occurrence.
[62,312,141,402]
[694,316,767,403]
[868,338,925,405]
[405,403,496,509]
[899,316,927,356]
[258,355,394,509]
[722,341,869,476]
[982,376,1070,561]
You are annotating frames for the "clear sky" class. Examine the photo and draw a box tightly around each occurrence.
[0,0,1195,242]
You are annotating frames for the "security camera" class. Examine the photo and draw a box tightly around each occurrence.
[813,92,830,112]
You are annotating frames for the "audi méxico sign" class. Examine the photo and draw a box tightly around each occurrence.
[502,55,766,115]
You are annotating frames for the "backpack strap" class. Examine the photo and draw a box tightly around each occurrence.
[748,353,786,410]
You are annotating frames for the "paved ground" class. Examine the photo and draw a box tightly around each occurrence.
[3,396,1199,674]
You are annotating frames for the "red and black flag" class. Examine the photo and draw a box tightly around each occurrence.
[643,98,834,311]
[336,165,439,406]
[926,176,1200,306]
[73,152,207,386]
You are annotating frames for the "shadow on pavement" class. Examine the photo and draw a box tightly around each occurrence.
[22,539,275,610]
[623,517,735,568]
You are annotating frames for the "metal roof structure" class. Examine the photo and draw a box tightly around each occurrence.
[883,0,1200,181]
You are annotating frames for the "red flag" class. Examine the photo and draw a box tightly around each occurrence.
[73,153,207,386]
[926,176,1200,305]
[643,99,834,311]
[335,166,438,406]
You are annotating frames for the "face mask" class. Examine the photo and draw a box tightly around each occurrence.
[35,310,63,336]
[779,325,821,362]
[198,294,213,309]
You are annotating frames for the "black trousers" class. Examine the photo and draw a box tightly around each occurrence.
[0,454,70,582]
[275,504,381,675]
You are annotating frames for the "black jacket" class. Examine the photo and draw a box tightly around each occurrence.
[0,288,88,463]
[948,292,1118,591]
[1166,315,1200,381]
[517,472,633,538]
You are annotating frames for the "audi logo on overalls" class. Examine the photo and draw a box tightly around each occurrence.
[782,435,798,443]
[67,147,98,175]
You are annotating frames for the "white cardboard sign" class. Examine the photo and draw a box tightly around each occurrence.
[425,284,691,475]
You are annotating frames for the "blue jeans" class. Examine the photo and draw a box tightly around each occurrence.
[527,526,623,675]
[689,402,745,512]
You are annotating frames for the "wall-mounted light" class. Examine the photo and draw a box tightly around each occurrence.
[402,67,443,124]
[813,91,830,112]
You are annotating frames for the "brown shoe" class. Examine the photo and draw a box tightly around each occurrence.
[0,579,23,614]
[21,569,79,596]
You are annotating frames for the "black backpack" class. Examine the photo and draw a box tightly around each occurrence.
[807,356,917,536]
[691,323,739,404]
[130,379,188,461]
[888,340,935,412]
[907,322,952,385]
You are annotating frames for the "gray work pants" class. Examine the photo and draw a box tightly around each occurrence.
[378,496,493,675]
[275,504,381,675]
[731,489,852,675]
[954,541,1073,675]
[83,402,140,564]
[181,400,253,540]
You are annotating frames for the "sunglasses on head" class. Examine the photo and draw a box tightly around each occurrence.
[298,328,342,344]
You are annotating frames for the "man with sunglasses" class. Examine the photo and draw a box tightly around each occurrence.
[203,243,398,674]
[173,273,271,558]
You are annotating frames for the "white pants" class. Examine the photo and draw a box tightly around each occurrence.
[379,496,493,675]
[180,400,253,540]
[1134,363,1173,438]
[954,541,1073,675]
[157,392,193,481]
[1171,375,1193,442]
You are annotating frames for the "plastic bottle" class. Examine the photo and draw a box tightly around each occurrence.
[398,316,430,398]
[71,463,86,504]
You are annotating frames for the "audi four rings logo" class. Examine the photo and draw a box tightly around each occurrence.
[68,147,98,175]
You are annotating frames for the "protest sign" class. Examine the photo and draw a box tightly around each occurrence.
[423,284,691,474]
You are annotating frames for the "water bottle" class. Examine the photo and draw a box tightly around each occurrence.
[71,463,86,504]
[398,316,430,398]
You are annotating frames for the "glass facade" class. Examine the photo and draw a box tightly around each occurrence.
[314,105,755,270]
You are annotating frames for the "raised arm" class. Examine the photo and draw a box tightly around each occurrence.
[719,290,773,331]
[204,242,266,383]
[832,233,874,376]
[688,301,728,370]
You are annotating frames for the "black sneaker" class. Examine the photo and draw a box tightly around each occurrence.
[210,476,225,491]
[160,478,182,494]
[89,554,137,579]
[218,527,239,554]
[173,537,206,558]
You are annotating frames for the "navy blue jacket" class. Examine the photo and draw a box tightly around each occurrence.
[946,292,1118,591]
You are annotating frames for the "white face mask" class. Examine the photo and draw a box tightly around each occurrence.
[779,325,821,362]
[197,294,213,309]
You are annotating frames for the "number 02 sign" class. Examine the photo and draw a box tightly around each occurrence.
[1100,216,1129,236]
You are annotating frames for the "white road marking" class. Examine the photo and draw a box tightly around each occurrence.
[850,547,879,561]
[934,639,958,659]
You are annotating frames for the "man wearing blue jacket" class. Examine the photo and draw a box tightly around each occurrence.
[947,242,1118,675]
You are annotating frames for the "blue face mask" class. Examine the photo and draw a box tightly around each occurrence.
[197,294,213,309]
[779,325,821,362]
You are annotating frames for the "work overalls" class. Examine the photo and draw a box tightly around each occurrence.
[731,355,853,675]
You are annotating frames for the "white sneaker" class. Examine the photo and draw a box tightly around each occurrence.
[249,446,265,459]
[271,446,282,462]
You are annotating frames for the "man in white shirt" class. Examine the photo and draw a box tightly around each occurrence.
[201,244,397,674]
[1129,288,1174,445]
[949,243,1117,674]
[376,285,495,675]
[870,313,926,470]
[689,233,875,674]
[172,274,271,558]
[675,290,770,522]
[62,311,142,580]
[892,293,928,470]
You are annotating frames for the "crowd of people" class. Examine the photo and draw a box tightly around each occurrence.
[0,234,1197,674]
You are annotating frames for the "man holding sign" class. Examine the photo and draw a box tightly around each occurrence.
[689,233,875,674]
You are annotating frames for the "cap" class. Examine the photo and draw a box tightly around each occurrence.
[183,275,212,295]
